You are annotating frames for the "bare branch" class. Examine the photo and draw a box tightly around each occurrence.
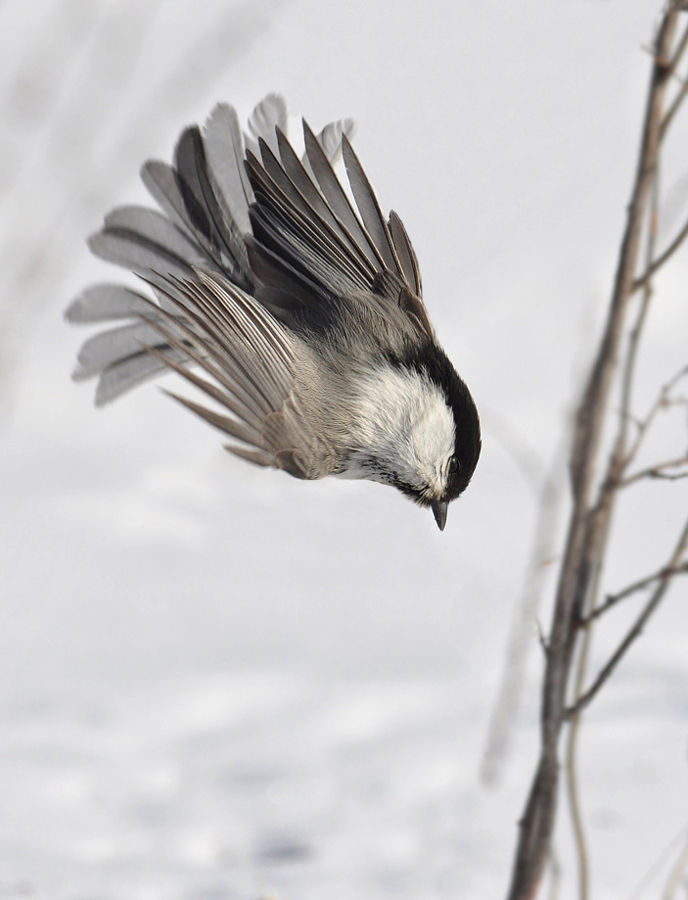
[648,469,688,480]
[566,515,688,718]
[633,24,688,289]
[564,473,614,900]
[505,12,681,897]
[633,214,688,288]
[536,618,549,655]
[670,18,688,70]
[659,19,688,136]
[564,712,589,900]
[623,364,688,465]
[620,453,688,486]
[580,562,688,625]
[612,132,662,488]
[661,74,688,136]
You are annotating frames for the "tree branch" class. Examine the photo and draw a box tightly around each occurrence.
[620,453,688,486]
[632,213,688,288]
[579,562,688,625]
[623,364,688,466]
[505,12,680,898]
[566,515,688,718]
[659,18,688,137]
[670,17,688,71]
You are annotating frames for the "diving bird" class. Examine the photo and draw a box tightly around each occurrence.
[67,95,481,530]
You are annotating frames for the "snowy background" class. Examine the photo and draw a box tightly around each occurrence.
[2,1,688,898]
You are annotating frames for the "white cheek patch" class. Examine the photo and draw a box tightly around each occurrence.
[346,364,456,495]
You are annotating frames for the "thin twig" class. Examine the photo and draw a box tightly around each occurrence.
[660,19,688,135]
[536,619,549,655]
[562,147,663,900]
[564,712,589,900]
[620,453,688,486]
[612,121,662,489]
[623,365,688,465]
[564,453,618,900]
[670,18,688,71]
[580,562,688,625]
[633,214,688,289]
[661,74,688,137]
[566,515,688,718]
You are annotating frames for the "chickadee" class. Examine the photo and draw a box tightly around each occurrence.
[67,95,481,530]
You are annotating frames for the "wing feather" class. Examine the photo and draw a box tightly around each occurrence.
[73,321,166,379]
[140,310,267,427]
[66,284,152,323]
[247,120,431,338]
[135,274,336,478]
[225,445,274,467]
[141,160,205,248]
[142,288,276,419]
[341,135,402,276]
[246,93,287,156]
[88,205,213,282]
[94,347,186,406]
[174,127,245,274]
[104,206,209,264]
[302,121,381,271]
[273,132,376,285]
[202,103,253,233]
[310,118,357,165]
[389,211,422,298]
[144,343,263,433]
[162,389,264,447]
[70,95,431,469]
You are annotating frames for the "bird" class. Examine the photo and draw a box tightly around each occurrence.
[66,94,481,530]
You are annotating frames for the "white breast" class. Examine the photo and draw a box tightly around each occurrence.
[341,364,456,496]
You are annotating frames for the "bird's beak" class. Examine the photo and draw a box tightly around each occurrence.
[431,499,448,531]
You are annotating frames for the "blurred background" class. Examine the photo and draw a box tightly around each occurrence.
[2,0,688,898]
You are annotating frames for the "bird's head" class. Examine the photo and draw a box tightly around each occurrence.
[396,369,481,530]
[349,349,481,529]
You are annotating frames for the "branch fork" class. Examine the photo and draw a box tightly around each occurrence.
[505,10,688,898]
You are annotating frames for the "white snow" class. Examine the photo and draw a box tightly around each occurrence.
[2,1,688,898]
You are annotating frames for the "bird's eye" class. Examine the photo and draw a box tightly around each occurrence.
[448,456,460,475]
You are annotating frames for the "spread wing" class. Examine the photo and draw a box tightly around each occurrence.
[140,270,337,480]
[67,94,433,458]
[246,124,434,338]
[67,96,360,404]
